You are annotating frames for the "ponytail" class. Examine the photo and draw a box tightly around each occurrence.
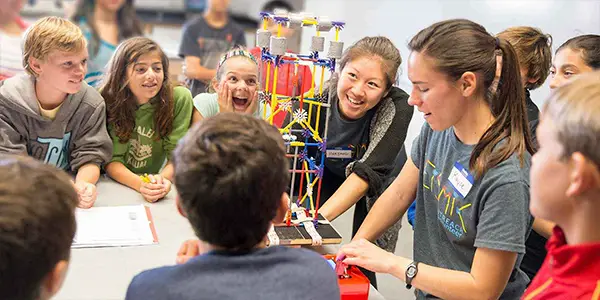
[470,37,534,177]
[409,19,534,178]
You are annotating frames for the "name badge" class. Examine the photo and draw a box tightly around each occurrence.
[326,149,353,159]
[448,162,474,198]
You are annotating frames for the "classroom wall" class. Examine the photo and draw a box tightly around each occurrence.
[300,0,600,152]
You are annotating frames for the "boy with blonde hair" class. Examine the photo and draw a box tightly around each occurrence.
[0,16,112,208]
[523,71,600,299]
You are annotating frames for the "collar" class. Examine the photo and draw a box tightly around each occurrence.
[546,226,600,282]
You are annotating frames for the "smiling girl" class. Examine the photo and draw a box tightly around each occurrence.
[310,36,414,287]
[191,48,265,123]
[339,19,534,299]
[102,37,193,203]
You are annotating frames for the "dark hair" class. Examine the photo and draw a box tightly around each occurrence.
[497,26,553,90]
[262,0,293,13]
[173,113,289,250]
[71,0,143,57]
[101,37,175,143]
[556,34,600,70]
[409,19,534,178]
[0,155,78,300]
[339,36,402,90]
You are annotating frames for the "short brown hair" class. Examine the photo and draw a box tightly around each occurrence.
[0,155,78,300]
[498,26,553,90]
[543,71,600,166]
[173,113,289,250]
[22,16,87,76]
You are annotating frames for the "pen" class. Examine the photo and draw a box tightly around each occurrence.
[140,174,151,183]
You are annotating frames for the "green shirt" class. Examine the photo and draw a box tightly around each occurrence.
[110,86,193,174]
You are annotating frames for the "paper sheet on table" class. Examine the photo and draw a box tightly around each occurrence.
[72,205,158,248]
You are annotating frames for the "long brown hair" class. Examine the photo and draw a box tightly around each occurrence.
[71,0,143,56]
[409,19,534,178]
[101,37,175,143]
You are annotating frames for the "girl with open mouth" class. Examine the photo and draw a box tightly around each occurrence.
[102,37,193,204]
[192,48,268,123]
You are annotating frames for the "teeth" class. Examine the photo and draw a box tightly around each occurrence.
[348,97,362,105]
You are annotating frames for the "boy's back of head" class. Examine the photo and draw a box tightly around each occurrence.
[173,113,289,250]
[0,155,78,300]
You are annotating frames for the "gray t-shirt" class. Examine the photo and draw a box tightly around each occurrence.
[178,17,246,96]
[125,246,340,300]
[411,123,532,299]
[324,100,374,178]
[193,92,270,119]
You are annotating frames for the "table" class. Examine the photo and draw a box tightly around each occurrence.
[55,177,386,300]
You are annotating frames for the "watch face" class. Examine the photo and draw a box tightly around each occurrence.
[407,266,417,277]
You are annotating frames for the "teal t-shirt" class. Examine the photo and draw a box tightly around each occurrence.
[193,92,271,119]
[78,18,117,87]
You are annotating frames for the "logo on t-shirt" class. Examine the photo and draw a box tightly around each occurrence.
[126,126,154,169]
[423,159,474,239]
[31,132,72,170]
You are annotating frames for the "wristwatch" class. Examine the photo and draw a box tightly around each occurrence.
[405,261,419,289]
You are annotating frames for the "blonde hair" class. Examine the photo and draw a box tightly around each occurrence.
[22,16,87,76]
[543,71,600,166]
[208,47,258,93]
[497,26,552,90]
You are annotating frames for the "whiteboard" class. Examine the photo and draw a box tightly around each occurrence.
[300,0,600,152]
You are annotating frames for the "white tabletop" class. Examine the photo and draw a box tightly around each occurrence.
[55,177,385,300]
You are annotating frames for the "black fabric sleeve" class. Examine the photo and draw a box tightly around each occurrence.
[350,87,414,197]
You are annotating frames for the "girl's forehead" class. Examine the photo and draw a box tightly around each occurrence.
[132,50,162,63]
[345,56,386,77]
[554,48,586,68]
[222,57,258,73]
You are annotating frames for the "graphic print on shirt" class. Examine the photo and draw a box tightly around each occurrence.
[126,126,155,169]
[423,159,474,240]
[30,132,72,170]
